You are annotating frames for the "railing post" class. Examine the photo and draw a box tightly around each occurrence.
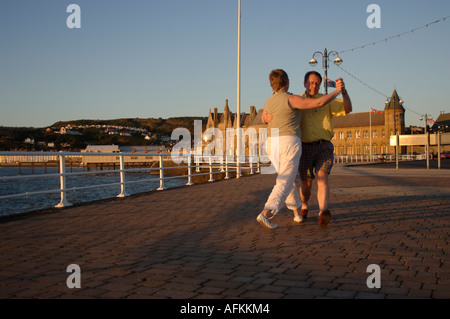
[117,154,128,198]
[195,153,201,172]
[220,154,225,172]
[208,154,214,182]
[256,154,260,173]
[157,154,165,190]
[250,155,254,174]
[225,154,230,180]
[55,154,72,208]
[187,154,193,185]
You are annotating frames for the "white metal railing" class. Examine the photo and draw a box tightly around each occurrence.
[0,151,265,210]
[334,154,427,163]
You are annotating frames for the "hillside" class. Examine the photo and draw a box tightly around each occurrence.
[0,116,208,151]
[51,116,208,135]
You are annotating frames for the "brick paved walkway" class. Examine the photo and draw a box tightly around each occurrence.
[0,164,449,299]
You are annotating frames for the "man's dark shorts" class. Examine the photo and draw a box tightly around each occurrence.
[299,140,334,181]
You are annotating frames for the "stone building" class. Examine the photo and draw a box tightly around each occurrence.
[205,90,408,157]
[205,99,266,155]
[332,89,406,155]
[206,99,263,131]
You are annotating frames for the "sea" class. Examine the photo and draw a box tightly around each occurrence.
[0,166,187,217]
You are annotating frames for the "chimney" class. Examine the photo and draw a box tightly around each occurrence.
[250,106,256,123]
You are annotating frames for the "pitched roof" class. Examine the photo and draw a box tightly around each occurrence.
[385,89,405,111]
[435,112,450,123]
[333,112,385,128]
[432,112,450,129]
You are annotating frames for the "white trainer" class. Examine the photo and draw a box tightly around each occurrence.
[257,214,278,229]
[293,216,303,223]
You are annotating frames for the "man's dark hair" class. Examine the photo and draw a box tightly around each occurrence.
[304,71,322,84]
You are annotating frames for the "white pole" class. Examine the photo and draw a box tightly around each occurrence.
[55,154,71,208]
[117,154,128,197]
[236,0,241,179]
[369,110,372,161]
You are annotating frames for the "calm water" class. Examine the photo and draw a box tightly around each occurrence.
[0,166,187,217]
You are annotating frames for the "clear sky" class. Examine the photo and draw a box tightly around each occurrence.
[1,0,449,128]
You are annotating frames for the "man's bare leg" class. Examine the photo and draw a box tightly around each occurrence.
[316,170,331,225]
[300,179,312,210]
[300,179,312,220]
[316,170,329,211]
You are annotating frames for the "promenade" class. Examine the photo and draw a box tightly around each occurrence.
[0,162,449,300]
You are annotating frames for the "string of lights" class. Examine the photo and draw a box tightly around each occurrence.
[332,15,449,117]
[335,64,422,117]
[339,15,449,54]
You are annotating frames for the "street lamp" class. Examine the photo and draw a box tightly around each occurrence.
[309,48,343,94]
[420,114,432,169]
[420,114,432,133]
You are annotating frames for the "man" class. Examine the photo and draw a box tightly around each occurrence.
[263,71,352,226]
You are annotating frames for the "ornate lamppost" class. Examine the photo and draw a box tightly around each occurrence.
[309,48,343,94]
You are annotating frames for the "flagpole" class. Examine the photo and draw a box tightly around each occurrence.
[236,0,241,178]
[369,109,372,161]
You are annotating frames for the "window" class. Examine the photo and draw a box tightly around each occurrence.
[347,131,352,139]
[355,130,361,139]
[363,130,369,138]
[382,130,385,137]
[363,144,369,155]
[372,130,377,138]
[347,144,353,155]
[372,144,377,154]
[339,131,345,139]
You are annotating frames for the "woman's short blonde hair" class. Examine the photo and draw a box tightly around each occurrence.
[269,69,289,91]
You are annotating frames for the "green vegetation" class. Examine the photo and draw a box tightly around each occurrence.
[0,117,207,151]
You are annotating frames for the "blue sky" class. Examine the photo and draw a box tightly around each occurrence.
[1,0,449,128]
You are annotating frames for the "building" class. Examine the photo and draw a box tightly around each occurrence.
[205,100,266,154]
[431,112,450,133]
[206,99,262,131]
[332,89,406,155]
[205,90,413,157]
[81,145,166,166]
[83,145,120,153]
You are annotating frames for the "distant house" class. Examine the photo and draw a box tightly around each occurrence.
[59,127,82,135]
